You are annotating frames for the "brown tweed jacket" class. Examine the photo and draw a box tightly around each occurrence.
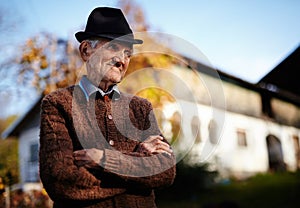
[39,85,176,208]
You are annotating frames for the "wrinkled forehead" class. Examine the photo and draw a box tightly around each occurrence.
[96,37,133,50]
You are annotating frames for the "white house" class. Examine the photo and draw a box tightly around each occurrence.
[2,45,300,190]
[2,96,43,192]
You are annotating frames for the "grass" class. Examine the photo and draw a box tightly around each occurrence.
[156,171,300,208]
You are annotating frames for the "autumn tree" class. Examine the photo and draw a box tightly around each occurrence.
[17,33,82,95]
[0,115,19,187]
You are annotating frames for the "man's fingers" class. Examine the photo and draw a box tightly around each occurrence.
[140,135,173,155]
[155,140,171,149]
[73,150,86,156]
[152,150,172,155]
[74,148,103,166]
[145,135,164,143]
[73,150,93,165]
[150,139,172,151]
[155,143,173,154]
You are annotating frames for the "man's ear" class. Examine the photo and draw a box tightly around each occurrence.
[79,41,93,62]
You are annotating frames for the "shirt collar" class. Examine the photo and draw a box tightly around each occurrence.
[78,75,120,101]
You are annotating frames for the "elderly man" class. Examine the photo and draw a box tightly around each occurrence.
[39,7,176,208]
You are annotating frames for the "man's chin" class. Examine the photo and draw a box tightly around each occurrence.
[104,77,122,85]
[110,74,123,83]
[113,79,122,84]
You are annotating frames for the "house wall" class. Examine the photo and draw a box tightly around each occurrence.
[17,110,41,191]
[223,80,262,117]
[216,110,300,177]
[157,64,300,178]
[168,65,262,117]
[19,127,40,183]
[164,100,300,179]
[272,98,300,126]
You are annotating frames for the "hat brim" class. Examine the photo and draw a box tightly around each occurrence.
[75,31,143,44]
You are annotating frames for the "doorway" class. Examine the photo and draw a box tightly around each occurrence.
[266,134,285,172]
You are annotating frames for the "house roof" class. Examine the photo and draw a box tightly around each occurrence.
[258,45,300,100]
[1,96,43,139]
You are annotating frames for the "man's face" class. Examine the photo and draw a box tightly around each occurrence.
[86,39,133,88]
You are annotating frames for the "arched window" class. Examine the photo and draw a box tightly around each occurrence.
[170,111,182,143]
[292,135,300,169]
[191,116,201,144]
[208,119,218,144]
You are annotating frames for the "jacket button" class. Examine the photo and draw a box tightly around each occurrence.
[107,114,113,120]
[109,140,114,146]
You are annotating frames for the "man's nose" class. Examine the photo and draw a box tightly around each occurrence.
[113,56,125,66]
[116,50,129,62]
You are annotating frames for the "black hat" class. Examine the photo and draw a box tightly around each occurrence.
[75,7,143,44]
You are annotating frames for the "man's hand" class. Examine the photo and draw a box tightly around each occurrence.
[137,135,173,156]
[73,148,104,168]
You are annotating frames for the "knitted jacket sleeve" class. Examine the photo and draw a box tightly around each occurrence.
[102,98,176,190]
[39,91,125,202]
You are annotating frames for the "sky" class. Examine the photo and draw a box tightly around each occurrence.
[0,0,300,117]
